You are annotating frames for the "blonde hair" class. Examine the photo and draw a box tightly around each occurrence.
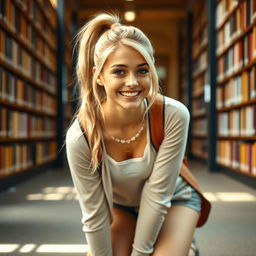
[75,13,159,172]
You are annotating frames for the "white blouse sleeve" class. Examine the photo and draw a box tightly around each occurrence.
[66,120,112,256]
[131,99,190,256]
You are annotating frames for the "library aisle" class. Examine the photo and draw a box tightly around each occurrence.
[0,161,255,256]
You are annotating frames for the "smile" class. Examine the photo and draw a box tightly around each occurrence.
[119,91,141,97]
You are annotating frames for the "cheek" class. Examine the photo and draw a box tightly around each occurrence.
[142,76,151,87]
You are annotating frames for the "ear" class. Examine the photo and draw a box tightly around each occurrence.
[97,78,103,86]
[92,67,104,86]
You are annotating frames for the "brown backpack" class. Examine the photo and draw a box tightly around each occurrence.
[148,94,211,227]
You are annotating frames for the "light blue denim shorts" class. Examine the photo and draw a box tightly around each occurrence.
[113,187,202,218]
[172,187,202,213]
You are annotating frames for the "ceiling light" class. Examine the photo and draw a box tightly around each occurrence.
[124,11,136,22]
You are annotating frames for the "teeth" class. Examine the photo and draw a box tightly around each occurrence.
[120,91,140,97]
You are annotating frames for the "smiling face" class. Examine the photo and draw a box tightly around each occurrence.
[98,44,151,112]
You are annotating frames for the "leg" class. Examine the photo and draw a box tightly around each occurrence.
[152,205,200,256]
[110,207,137,256]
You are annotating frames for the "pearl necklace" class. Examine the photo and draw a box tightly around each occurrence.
[110,124,144,144]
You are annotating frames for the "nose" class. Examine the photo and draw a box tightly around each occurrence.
[125,73,139,86]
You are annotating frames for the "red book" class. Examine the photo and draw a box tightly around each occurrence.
[248,32,253,63]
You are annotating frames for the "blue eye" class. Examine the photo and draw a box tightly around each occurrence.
[113,69,125,75]
[138,68,149,74]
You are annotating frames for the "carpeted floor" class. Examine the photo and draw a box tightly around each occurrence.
[0,160,255,256]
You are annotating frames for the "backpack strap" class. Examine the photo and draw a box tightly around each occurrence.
[147,94,211,227]
[147,94,165,151]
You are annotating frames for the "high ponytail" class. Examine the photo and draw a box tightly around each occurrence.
[74,13,159,173]
[75,14,119,172]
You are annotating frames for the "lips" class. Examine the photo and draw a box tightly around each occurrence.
[119,91,141,97]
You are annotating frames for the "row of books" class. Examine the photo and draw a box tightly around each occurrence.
[192,71,208,97]
[191,139,208,159]
[216,0,238,28]
[0,28,56,74]
[192,50,208,78]
[217,66,256,108]
[1,13,56,60]
[0,141,57,176]
[192,96,206,115]
[217,31,254,82]
[18,0,56,28]
[0,107,56,138]
[0,0,56,48]
[192,118,207,136]
[192,1,207,39]
[192,26,208,59]
[218,105,256,136]
[0,67,57,115]
[216,14,255,56]
[217,140,256,175]
[216,0,256,29]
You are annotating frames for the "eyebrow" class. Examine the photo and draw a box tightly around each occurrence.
[110,63,149,68]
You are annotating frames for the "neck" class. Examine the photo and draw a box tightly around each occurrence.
[102,101,146,129]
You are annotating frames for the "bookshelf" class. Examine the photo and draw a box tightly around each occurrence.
[64,5,75,129]
[215,0,256,177]
[0,0,57,183]
[190,0,209,160]
[178,20,188,105]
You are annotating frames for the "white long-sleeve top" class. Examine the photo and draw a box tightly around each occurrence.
[66,96,190,256]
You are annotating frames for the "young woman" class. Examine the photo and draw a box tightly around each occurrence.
[66,13,209,256]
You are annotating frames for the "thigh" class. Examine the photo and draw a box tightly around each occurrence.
[152,205,200,256]
[110,207,137,256]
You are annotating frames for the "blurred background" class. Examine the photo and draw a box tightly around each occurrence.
[0,0,255,255]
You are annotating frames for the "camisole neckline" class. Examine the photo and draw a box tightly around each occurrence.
[106,100,150,164]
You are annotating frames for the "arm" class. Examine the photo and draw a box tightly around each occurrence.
[131,100,190,256]
[66,120,112,256]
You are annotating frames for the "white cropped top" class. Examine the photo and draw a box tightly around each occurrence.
[107,109,191,207]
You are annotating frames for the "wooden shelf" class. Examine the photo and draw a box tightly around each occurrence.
[0,136,56,143]
[217,99,256,112]
[218,163,256,178]
[0,158,55,179]
[13,0,56,51]
[0,58,56,97]
[193,40,208,60]
[192,65,208,80]
[217,58,256,85]
[216,1,239,31]
[191,152,208,161]
[0,20,56,74]
[216,22,255,58]
[192,111,207,119]
[191,134,207,139]
[192,90,204,99]
[0,99,57,118]
[218,135,256,141]
[35,0,57,31]
[192,14,207,41]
